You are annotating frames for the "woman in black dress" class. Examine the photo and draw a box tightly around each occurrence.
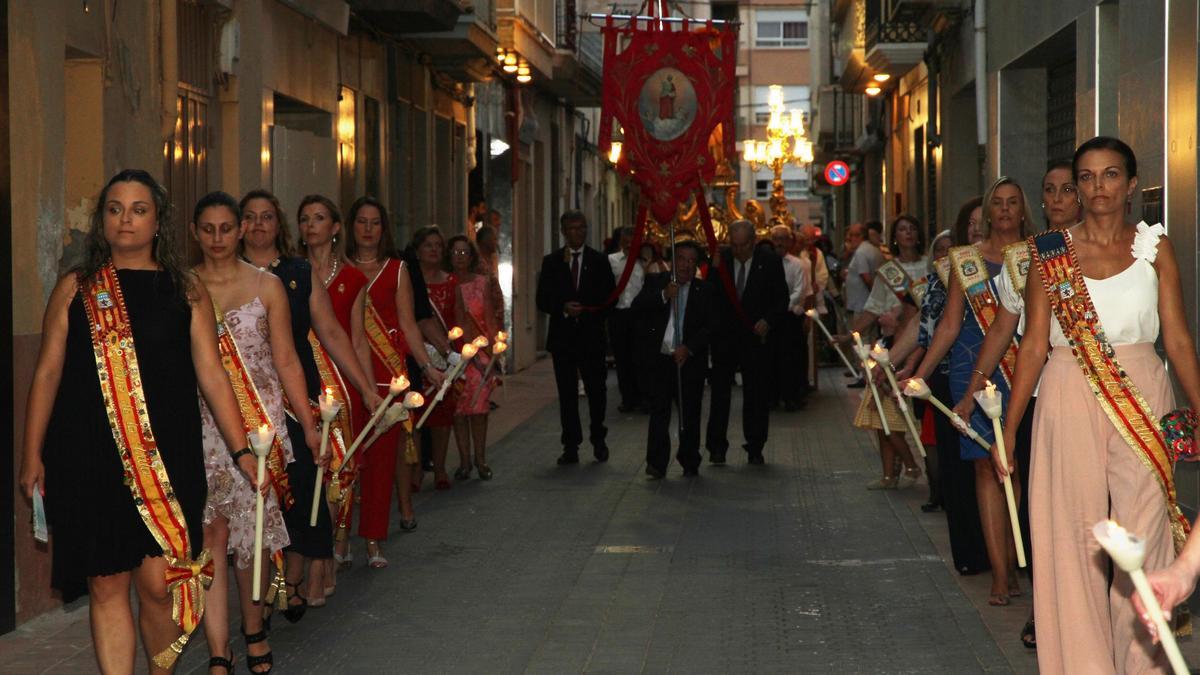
[19,170,249,673]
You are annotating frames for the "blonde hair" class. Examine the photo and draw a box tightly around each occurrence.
[981,176,1037,239]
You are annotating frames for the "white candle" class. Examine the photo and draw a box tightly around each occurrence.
[851,333,889,435]
[1093,521,1189,675]
[805,309,859,377]
[416,343,479,430]
[470,341,507,409]
[871,347,923,458]
[336,375,409,476]
[904,378,990,449]
[249,423,274,602]
[310,388,342,527]
[973,381,1026,568]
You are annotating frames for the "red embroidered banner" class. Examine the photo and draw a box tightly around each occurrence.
[599,17,738,226]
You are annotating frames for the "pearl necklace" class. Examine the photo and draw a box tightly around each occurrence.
[352,255,379,265]
[323,257,340,287]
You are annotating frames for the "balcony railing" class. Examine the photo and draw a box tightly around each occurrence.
[556,0,577,50]
[864,0,924,50]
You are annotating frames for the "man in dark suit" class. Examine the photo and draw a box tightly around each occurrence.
[634,241,713,478]
[705,219,789,465]
[536,210,617,465]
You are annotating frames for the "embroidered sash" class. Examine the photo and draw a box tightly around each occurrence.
[876,259,928,306]
[307,333,356,535]
[933,256,951,286]
[1032,231,1190,557]
[1002,241,1033,297]
[81,264,212,668]
[365,299,408,380]
[213,307,294,511]
[948,245,1019,384]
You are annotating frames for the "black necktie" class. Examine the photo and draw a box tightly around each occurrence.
[571,252,581,291]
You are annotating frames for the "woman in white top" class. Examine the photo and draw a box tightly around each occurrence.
[843,215,928,489]
[999,137,1200,673]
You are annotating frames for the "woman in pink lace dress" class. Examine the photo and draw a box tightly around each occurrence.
[448,235,503,479]
[192,191,321,673]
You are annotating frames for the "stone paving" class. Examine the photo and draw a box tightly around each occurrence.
[7,361,1200,673]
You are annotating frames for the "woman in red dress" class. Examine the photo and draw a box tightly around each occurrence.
[299,195,372,574]
[345,199,443,568]
[412,226,461,490]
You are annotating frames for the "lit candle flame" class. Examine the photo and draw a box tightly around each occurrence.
[473,336,489,348]
[404,391,425,408]
[493,341,508,354]
[496,331,508,342]
[984,380,997,398]
[448,326,464,340]
[389,375,409,395]
[462,343,478,359]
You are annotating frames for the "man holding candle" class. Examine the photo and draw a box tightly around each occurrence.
[633,241,714,478]
[536,210,616,465]
[705,219,789,465]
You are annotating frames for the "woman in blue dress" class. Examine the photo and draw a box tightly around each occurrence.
[909,176,1035,606]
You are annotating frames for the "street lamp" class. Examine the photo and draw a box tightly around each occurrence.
[742,84,813,227]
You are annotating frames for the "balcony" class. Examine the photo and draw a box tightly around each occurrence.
[813,85,862,161]
[348,0,465,34]
[536,1,602,107]
[863,0,927,77]
[403,1,501,82]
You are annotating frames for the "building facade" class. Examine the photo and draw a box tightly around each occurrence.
[4,0,616,632]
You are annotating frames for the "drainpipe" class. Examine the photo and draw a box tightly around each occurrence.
[974,0,987,181]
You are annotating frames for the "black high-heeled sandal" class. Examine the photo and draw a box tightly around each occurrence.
[282,580,307,624]
[208,654,235,673]
[242,628,273,673]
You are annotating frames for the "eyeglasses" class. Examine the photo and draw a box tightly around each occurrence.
[450,250,472,256]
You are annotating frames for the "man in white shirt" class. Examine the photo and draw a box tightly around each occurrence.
[769,225,812,411]
[607,227,646,413]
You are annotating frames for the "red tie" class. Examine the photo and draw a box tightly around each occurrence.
[571,252,581,291]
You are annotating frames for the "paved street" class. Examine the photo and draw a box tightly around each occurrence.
[13,360,1200,673]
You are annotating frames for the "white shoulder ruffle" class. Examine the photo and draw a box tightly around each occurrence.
[1132,221,1166,263]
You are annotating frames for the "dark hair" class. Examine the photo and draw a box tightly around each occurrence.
[865,220,884,235]
[345,196,397,260]
[1045,159,1074,177]
[952,196,983,245]
[193,191,241,226]
[239,189,293,256]
[888,214,925,255]
[1073,136,1138,180]
[476,224,497,245]
[296,194,342,251]
[412,225,445,253]
[673,240,706,264]
[559,209,586,229]
[445,234,479,273]
[77,169,191,299]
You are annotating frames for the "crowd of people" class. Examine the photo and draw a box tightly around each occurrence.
[16,133,1200,675]
[18,173,505,673]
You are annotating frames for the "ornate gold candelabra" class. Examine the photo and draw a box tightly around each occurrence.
[742,85,814,230]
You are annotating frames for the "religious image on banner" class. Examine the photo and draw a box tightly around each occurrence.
[599,16,738,226]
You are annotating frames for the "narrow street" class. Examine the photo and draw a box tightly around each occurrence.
[3,361,1103,673]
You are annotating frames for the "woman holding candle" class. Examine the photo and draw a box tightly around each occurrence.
[346,203,445,567]
[949,161,1079,648]
[998,137,1200,673]
[193,191,322,674]
[299,194,376,572]
[413,226,462,488]
[840,215,927,490]
[909,177,1034,607]
[19,171,249,673]
[447,235,503,480]
[240,191,380,611]
[894,203,991,578]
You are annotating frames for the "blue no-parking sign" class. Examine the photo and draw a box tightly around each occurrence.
[825,160,850,187]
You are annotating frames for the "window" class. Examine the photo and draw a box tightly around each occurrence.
[712,2,738,23]
[755,9,808,48]
[752,85,810,126]
[754,176,809,200]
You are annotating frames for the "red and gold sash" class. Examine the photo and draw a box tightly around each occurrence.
[307,332,356,537]
[213,307,294,511]
[81,263,211,668]
[948,245,1019,384]
[365,299,408,381]
[1032,231,1190,557]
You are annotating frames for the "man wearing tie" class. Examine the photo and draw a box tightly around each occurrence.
[536,210,617,465]
[706,219,789,465]
[633,241,713,478]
